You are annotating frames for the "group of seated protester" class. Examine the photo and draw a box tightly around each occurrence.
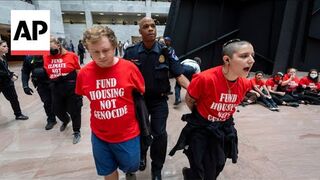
[242,68,320,111]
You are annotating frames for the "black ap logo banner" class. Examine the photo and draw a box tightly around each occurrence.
[11,10,50,55]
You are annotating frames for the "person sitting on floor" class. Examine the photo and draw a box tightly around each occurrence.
[265,72,299,107]
[251,71,279,111]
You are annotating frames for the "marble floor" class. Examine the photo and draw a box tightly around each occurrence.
[1,61,320,180]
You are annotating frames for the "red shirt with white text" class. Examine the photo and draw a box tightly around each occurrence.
[188,66,252,122]
[75,59,145,143]
[43,51,80,79]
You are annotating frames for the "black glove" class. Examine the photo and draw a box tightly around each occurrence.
[23,87,34,95]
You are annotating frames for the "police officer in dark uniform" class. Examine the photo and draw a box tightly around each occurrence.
[0,40,28,120]
[21,55,56,130]
[123,17,190,180]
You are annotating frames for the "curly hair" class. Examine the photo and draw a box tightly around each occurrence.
[82,26,117,49]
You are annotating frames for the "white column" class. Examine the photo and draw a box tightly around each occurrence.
[85,10,93,28]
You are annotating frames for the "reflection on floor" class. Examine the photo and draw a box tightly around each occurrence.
[1,61,320,179]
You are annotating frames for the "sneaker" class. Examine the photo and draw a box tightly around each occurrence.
[173,100,181,105]
[151,173,162,180]
[125,173,136,180]
[269,107,277,111]
[45,121,57,130]
[73,132,81,144]
[241,101,250,107]
[287,102,299,107]
[15,114,29,120]
[60,119,70,132]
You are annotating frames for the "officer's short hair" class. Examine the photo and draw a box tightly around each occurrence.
[222,39,252,57]
[82,25,118,49]
[138,17,155,29]
[164,37,172,41]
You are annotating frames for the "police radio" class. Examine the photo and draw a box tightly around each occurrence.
[161,45,169,58]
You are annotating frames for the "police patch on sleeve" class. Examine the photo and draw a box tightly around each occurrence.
[171,49,179,61]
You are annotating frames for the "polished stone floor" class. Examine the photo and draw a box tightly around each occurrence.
[1,61,320,180]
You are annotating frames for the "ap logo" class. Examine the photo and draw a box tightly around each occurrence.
[11,10,50,55]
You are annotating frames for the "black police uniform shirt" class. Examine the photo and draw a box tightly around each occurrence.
[21,56,49,88]
[123,41,183,96]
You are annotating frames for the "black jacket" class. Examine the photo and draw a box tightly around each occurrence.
[0,56,14,88]
[21,55,49,88]
[133,91,153,151]
[169,111,238,163]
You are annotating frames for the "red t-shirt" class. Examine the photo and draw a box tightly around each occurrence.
[251,78,265,89]
[283,74,300,92]
[188,66,252,122]
[43,51,80,79]
[75,59,145,143]
[265,78,278,91]
[299,76,320,91]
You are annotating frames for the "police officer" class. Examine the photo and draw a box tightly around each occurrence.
[21,55,56,130]
[123,17,189,180]
[0,40,28,120]
[43,36,82,144]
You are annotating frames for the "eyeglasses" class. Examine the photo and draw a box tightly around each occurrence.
[223,38,241,48]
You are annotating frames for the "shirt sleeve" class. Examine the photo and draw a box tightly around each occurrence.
[243,78,253,92]
[187,73,203,100]
[167,48,183,77]
[130,63,145,94]
[72,54,81,70]
[75,71,84,95]
[299,77,307,86]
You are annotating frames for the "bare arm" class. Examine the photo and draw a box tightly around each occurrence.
[249,89,260,97]
[267,85,285,96]
[185,92,196,111]
[281,75,293,86]
[176,74,190,89]
[253,85,265,96]
[262,85,272,98]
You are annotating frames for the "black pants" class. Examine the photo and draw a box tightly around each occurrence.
[51,81,82,132]
[271,93,298,105]
[79,54,84,64]
[144,96,169,176]
[37,82,56,122]
[184,130,226,180]
[0,82,22,116]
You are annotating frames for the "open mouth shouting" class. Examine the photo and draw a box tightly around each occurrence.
[243,66,251,72]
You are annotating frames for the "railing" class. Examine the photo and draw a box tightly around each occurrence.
[178,29,239,60]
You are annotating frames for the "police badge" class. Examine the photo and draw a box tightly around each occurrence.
[159,55,165,63]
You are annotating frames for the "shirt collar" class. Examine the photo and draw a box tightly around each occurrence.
[138,41,162,54]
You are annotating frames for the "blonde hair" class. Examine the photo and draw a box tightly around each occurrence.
[83,26,117,49]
